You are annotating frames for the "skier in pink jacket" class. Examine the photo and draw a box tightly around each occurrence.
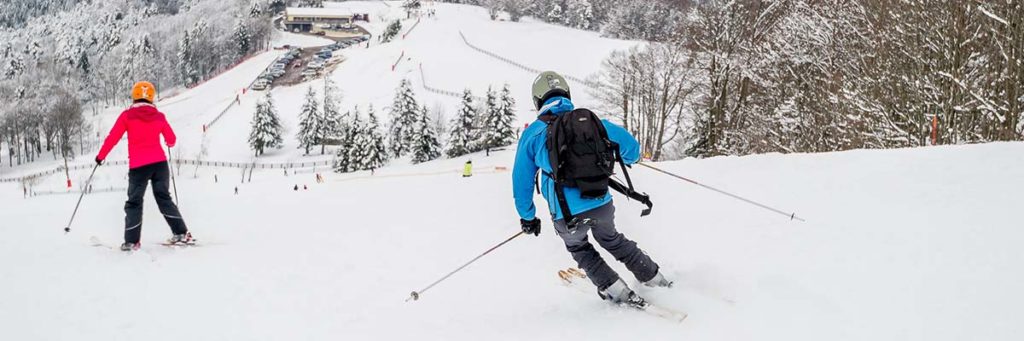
[95,81,192,251]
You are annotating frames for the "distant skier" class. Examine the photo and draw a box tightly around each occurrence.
[95,81,193,251]
[462,160,473,178]
[512,71,670,308]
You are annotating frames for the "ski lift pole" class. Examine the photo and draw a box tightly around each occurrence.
[637,162,805,222]
[64,163,100,234]
[407,231,524,302]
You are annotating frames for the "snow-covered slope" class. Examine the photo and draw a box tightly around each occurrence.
[192,1,636,163]
[3,1,1022,340]
[1,142,1022,340]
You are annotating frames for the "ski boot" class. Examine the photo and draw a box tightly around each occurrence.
[643,272,674,288]
[165,232,194,245]
[598,279,648,309]
[120,242,140,252]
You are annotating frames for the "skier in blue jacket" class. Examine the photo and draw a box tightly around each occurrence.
[512,71,671,306]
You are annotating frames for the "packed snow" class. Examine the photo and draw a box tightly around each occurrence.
[1,1,1022,340]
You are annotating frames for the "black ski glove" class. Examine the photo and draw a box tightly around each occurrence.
[521,218,541,236]
[94,157,103,165]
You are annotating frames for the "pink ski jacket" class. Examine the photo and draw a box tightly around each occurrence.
[96,102,177,169]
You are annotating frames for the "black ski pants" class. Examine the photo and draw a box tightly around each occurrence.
[124,161,187,243]
[553,203,659,291]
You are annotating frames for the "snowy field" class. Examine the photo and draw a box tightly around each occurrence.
[2,1,1023,340]
[2,142,1023,340]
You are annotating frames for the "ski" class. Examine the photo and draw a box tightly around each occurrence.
[89,236,157,261]
[558,267,688,323]
[158,240,198,248]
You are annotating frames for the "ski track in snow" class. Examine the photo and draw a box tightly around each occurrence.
[2,1,1023,340]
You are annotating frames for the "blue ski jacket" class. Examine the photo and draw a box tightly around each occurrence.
[512,97,640,221]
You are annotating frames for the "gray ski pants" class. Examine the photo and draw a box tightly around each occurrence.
[553,203,659,291]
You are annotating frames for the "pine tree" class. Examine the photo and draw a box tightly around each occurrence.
[342,107,365,172]
[495,83,518,144]
[382,20,402,43]
[363,105,389,171]
[474,84,517,155]
[177,29,198,86]
[388,79,421,157]
[477,86,501,154]
[445,89,478,158]
[566,0,594,30]
[233,19,251,57]
[333,108,355,173]
[547,3,564,25]
[249,0,264,18]
[296,86,321,155]
[249,92,283,156]
[321,78,343,155]
[412,105,441,164]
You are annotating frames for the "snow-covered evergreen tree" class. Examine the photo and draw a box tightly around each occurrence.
[478,86,515,153]
[249,92,283,156]
[296,86,322,155]
[495,83,518,142]
[333,108,355,173]
[320,78,343,154]
[339,106,364,172]
[249,0,264,18]
[388,79,421,157]
[177,28,199,86]
[546,2,564,25]
[233,19,251,58]
[565,0,594,30]
[362,105,389,171]
[445,89,478,158]
[412,105,442,164]
[382,19,403,43]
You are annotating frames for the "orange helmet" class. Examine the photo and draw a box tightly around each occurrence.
[131,81,157,103]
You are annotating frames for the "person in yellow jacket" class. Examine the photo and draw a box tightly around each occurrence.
[462,160,473,178]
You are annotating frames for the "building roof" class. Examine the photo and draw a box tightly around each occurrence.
[285,7,353,18]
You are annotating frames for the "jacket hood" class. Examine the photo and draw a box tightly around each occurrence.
[125,103,164,122]
[537,96,575,117]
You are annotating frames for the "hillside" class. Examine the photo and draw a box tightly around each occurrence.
[1,2,1022,341]
[2,141,1023,340]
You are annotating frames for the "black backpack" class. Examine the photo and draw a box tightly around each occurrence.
[541,109,652,225]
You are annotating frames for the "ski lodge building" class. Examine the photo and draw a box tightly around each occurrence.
[283,7,356,32]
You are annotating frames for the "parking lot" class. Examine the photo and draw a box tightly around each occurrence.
[252,35,370,90]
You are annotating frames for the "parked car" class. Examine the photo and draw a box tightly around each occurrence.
[270,69,286,78]
[252,79,270,91]
[301,69,319,79]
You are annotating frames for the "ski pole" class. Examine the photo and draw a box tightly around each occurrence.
[167,146,179,204]
[407,231,524,302]
[64,163,100,234]
[637,162,805,222]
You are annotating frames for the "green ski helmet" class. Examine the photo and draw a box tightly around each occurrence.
[531,71,571,110]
